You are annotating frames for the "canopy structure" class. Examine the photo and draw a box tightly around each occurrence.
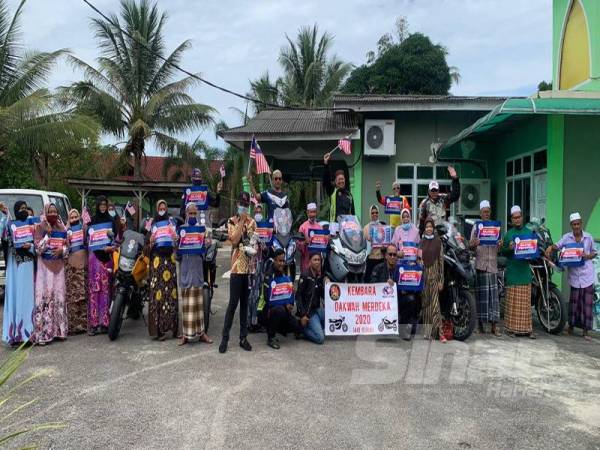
[440,96,600,153]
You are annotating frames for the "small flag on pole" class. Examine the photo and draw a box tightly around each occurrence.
[82,207,91,225]
[338,138,352,155]
[219,164,226,178]
[125,201,136,216]
[250,136,271,174]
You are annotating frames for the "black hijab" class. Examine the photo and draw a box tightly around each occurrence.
[90,195,117,262]
[12,201,32,260]
[13,200,28,221]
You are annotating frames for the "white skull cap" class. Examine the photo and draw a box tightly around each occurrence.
[510,205,522,216]
[479,200,490,210]
[569,212,581,223]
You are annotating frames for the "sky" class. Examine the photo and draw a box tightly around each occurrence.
[8,0,553,153]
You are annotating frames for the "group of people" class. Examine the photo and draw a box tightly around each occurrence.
[1,158,597,351]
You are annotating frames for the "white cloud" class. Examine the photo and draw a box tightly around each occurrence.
[9,0,552,151]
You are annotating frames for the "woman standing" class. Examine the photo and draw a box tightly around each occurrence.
[148,200,178,340]
[392,208,421,254]
[363,205,385,283]
[88,196,118,335]
[420,218,446,343]
[32,203,68,344]
[178,203,213,345]
[0,201,36,345]
[500,205,535,339]
[65,209,88,334]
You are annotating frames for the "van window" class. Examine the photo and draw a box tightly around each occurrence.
[0,194,44,218]
[49,196,69,223]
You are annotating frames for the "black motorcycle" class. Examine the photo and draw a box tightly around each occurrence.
[378,317,398,332]
[328,316,348,333]
[437,222,477,341]
[202,226,227,333]
[108,230,147,341]
[497,219,567,334]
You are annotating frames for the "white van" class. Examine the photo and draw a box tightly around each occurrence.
[0,189,72,223]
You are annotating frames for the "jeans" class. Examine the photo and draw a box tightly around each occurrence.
[221,274,249,342]
[303,308,325,344]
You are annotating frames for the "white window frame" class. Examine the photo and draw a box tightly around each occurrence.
[504,147,547,222]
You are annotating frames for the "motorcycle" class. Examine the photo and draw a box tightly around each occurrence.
[436,221,477,341]
[271,207,300,279]
[328,316,348,333]
[326,215,368,282]
[108,230,148,341]
[201,225,228,333]
[497,218,567,334]
[378,317,398,332]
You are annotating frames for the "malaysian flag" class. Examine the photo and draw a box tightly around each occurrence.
[249,136,271,174]
[125,201,136,216]
[82,207,91,225]
[338,138,352,155]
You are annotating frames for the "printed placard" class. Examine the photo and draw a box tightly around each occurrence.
[184,185,209,210]
[513,234,539,260]
[308,229,329,252]
[384,196,403,215]
[325,282,398,336]
[269,276,294,306]
[476,221,501,245]
[370,225,392,248]
[558,243,585,267]
[255,221,274,245]
[68,224,85,253]
[42,231,67,260]
[396,263,424,292]
[28,216,41,224]
[9,220,34,248]
[88,222,113,251]
[151,220,175,248]
[399,242,418,262]
[178,225,205,255]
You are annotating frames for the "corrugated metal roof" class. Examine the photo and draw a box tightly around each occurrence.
[219,109,358,137]
[333,94,510,104]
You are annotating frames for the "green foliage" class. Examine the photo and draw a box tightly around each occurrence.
[538,80,552,91]
[0,344,65,448]
[343,31,455,95]
[60,0,214,178]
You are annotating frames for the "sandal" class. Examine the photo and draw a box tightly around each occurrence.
[199,333,213,344]
[178,337,188,346]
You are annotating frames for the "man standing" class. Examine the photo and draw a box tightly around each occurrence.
[248,169,289,222]
[469,200,502,336]
[419,166,460,232]
[297,203,323,273]
[219,192,256,354]
[323,153,355,222]
[180,167,223,219]
[546,212,597,340]
[375,180,411,228]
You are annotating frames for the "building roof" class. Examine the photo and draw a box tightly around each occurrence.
[218,109,359,146]
[332,94,510,112]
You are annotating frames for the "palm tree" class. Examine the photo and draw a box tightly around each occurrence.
[278,24,351,107]
[60,0,214,179]
[248,72,280,114]
[0,0,99,187]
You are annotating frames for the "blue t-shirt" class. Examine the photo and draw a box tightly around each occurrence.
[260,189,289,221]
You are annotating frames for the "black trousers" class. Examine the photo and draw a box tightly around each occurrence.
[399,292,421,325]
[263,305,302,339]
[365,258,383,283]
[221,274,249,342]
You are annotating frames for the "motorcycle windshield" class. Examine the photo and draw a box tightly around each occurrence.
[120,230,144,259]
[440,221,466,250]
[273,208,292,237]
[338,215,365,253]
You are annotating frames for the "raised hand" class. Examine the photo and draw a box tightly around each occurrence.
[324,153,331,165]
[448,166,458,179]
[375,180,382,191]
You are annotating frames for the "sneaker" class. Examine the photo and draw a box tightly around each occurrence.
[239,338,252,351]
[267,338,280,350]
[219,340,228,354]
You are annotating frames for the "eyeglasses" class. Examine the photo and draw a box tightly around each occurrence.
[430,189,439,193]
[387,253,398,257]
[273,177,282,181]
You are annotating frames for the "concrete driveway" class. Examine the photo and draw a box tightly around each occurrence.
[2,250,599,450]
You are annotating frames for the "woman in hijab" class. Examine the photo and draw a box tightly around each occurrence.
[420,218,446,343]
[32,203,68,344]
[392,208,421,254]
[65,208,88,334]
[363,204,385,282]
[88,195,118,335]
[147,200,178,340]
[0,200,36,345]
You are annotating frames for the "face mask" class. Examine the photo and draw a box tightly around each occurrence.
[47,215,58,226]
[254,214,263,223]
[424,233,435,240]
[402,223,411,230]
[108,210,116,218]
[188,217,197,226]
[238,206,248,215]
[158,210,166,217]
[16,210,29,221]
[191,178,202,186]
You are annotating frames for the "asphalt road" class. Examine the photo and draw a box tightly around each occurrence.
[2,249,600,450]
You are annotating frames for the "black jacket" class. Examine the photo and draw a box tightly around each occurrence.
[322,163,355,218]
[370,261,398,284]
[295,268,324,317]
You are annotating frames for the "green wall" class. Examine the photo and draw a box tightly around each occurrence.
[563,115,600,237]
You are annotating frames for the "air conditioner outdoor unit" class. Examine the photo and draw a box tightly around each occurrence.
[457,178,491,216]
[364,119,395,156]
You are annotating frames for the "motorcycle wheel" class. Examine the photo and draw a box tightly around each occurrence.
[108,290,127,341]
[329,324,335,333]
[203,286,212,333]
[378,323,384,332]
[536,286,567,334]
[452,288,477,341]
[342,323,348,332]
